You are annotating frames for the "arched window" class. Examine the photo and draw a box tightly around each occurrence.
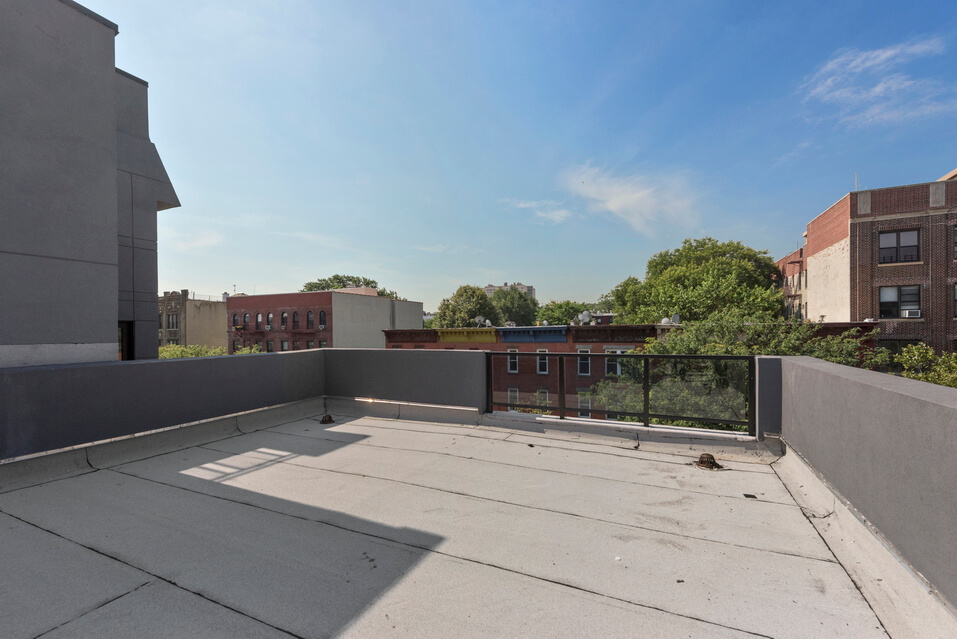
[319,310,327,327]
[243,313,250,327]
[292,311,300,329]
[232,313,239,327]
[256,313,263,330]
[307,311,315,329]
[281,312,288,327]
[266,312,273,327]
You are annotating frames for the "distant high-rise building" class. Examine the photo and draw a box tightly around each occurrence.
[483,282,536,300]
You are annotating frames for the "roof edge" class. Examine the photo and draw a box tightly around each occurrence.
[57,0,118,33]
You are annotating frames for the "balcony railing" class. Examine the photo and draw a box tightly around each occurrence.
[487,352,755,434]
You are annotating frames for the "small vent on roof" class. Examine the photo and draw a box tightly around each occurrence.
[694,453,723,470]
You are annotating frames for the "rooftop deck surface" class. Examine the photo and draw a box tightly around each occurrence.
[1,409,953,638]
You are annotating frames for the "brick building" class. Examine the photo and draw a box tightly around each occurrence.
[385,324,664,417]
[158,290,228,349]
[778,170,957,352]
[228,289,423,353]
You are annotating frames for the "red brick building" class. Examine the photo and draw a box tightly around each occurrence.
[228,289,422,353]
[385,324,665,417]
[778,170,957,353]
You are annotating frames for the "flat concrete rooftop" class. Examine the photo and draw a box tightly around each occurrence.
[1,404,955,638]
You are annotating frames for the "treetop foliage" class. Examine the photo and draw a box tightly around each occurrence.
[491,286,539,326]
[896,343,957,388]
[608,237,783,324]
[301,274,402,300]
[641,309,890,369]
[159,344,262,358]
[537,300,590,326]
[433,285,501,328]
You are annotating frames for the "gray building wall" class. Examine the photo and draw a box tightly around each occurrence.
[780,356,957,609]
[331,293,423,349]
[0,0,177,367]
[116,69,179,360]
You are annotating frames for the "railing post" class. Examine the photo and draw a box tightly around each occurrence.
[642,356,650,427]
[558,355,566,419]
[486,351,493,414]
[747,356,757,437]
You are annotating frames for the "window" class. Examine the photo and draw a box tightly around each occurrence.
[537,349,548,374]
[281,312,288,328]
[232,313,239,328]
[266,341,274,352]
[319,341,327,348]
[507,387,519,410]
[281,340,289,351]
[578,348,590,376]
[292,311,300,329]
[391,344,403,349]
[578,391,591,418]
[954,284,957,318]
[293,341,300,350]
[306,340,314,349]
[232,341,239,352]
[879,230,919,264]
[243,313,250,327]
[319,310,327,327]
[166,314,179,330]
[507,349,518,373]
[879,285,920,318]
[256,313,263,330]
[158,313,163,328]
[167,339,179,345]
[307,311,315,329]
[534,388,549,408]
[266,312,273,328]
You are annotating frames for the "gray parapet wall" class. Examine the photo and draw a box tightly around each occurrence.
[779,356,957,610]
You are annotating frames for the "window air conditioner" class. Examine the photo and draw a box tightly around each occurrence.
[280,325,286,330]
[901,310,921,318]
[264,325,272,330]
[318,325,326,330]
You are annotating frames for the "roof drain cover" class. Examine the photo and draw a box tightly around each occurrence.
[320,414,334,424]
[694,453,723,470]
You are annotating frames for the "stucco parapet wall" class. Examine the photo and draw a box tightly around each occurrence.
[568,325,657,343]
[437,328,497,343]
[383,329,438,343]
[498,326,567,343]
[59,0,118,32]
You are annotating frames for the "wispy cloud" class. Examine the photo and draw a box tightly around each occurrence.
[271,231,344,248]
[413,244,482,255]
[802,37,957,126]
[159,228,224,252]
[535,209,572,224]
[501,198,573,225]
[500,198,561,209]
[562,165,697,235]
[775,140,812,165]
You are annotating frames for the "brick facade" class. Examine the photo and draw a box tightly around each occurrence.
[779,174,957,352]
[227,292,334,353]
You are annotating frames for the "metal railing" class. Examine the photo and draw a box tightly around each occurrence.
[486,352,756,435]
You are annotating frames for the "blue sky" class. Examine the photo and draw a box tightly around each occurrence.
[83,0,957,310]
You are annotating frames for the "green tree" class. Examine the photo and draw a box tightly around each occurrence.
[491,286,539,326]
[537,300,590,326]
[896,343,957,388]
[607,237,783,323]
[433,285,501,328]
[301,274,402,300]
[159,344,227,359]
[588,311,889,431]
